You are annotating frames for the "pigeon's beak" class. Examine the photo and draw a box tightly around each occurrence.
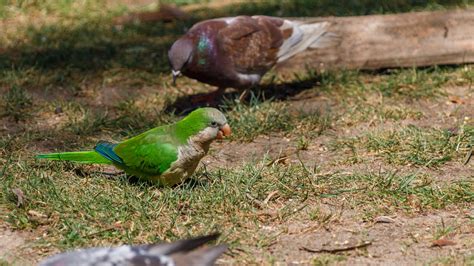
[217,124,231,139]
[172,70,181,86]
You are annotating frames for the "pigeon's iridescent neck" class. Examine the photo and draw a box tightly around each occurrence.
[196,35,214,65]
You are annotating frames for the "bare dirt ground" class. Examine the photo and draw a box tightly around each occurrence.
[0,220,37,265]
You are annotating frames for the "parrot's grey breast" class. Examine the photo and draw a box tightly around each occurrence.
[158,141,209,186]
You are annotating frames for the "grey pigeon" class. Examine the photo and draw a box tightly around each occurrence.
[39,233,227,266]
[168,15,336,100]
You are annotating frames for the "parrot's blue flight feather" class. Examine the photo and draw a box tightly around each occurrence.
[94,141,124,165]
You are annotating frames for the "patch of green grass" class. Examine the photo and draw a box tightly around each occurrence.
[316,70,367,97]
[317,67,456,101]
[223,95,293,141]
[333,124,473,167]
[341,103,424,126]
[427,253,474,266]
[459,65,474,87]
[376,67,450,99]
[223,94,332,141]
[432,223,456,240]
[1,85,33,122]
[311,254,346,266]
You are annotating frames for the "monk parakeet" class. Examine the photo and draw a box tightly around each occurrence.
[39,233,227,266]
[36,108,231,186]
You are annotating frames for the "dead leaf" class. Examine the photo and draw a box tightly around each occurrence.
[301,240,372,253]
[431,239,456,247]
[448,95,465,104]
[27,210,49,224]
[114,221,122,229]
[11,188,25,207]
[374,216,396,223]
[27,210,47,218]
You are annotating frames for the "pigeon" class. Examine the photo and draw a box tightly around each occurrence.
[168,15,336,99]
[36,108,231,186]
[39,233,227,266]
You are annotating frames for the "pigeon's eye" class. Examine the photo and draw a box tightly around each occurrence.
[210,121,218,127]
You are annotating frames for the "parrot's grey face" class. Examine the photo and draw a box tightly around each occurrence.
[192,110,231,145]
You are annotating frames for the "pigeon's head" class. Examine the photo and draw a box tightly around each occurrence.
[168,38,194,85]
[178,107,231,145]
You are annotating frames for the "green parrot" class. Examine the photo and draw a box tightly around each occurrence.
[36,107,231,186]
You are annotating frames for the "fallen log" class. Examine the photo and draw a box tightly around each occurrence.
[277,9,474,72]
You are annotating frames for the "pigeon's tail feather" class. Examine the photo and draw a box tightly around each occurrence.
[36,151,112,164]
[149,233,221,255]
[277,20,339,63]
[172,245,228,266]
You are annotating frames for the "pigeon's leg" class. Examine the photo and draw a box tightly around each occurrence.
[191,87,226,104]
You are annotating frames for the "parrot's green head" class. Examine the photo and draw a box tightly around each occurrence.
[176,107,231,144]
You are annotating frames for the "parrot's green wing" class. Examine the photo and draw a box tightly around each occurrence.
[112,126,181,178]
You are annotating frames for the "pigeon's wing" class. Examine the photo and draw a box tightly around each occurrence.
[141,234,227,266]
[113,125,179,177]
[147,233,221,255]
[172,245,228,266]
[217,16,285,74]
[39,245,172,266]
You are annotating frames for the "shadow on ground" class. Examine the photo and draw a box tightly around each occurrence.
[164,75,322,114]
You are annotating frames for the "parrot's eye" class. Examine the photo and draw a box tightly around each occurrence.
[210,121,218,127]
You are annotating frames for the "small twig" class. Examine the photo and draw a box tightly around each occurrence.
[245,193,265,208]
[266,155,289,166]
[300,241,372,253]
[86,227,116,238]
[263,191,279,205]
[464,147,473,165]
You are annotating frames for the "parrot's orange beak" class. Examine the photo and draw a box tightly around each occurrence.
[217,124,231,139]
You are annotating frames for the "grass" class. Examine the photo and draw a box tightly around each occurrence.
[1,86,32,122]
[332,124,473,167]
[427,253,474,265]
[1,159,472,254]
[222,93,333,141]
[0,0,473,264]
[376,67,450,99]
[311,254,347,265]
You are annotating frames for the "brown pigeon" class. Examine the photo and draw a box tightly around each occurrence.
[168,15,336,100]
[39,233,227,266]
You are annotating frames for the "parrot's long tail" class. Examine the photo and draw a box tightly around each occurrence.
[36,151,112,164]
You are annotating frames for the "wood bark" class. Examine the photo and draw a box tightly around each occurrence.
[277,9,474,72]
